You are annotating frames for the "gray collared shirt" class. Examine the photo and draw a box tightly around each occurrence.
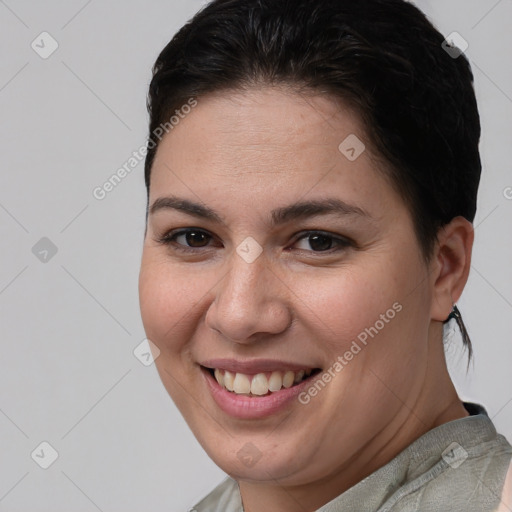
[190,402,512,511]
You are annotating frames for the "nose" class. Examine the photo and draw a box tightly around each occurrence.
[205,248,292,344]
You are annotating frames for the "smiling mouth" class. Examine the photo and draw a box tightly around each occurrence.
[203,367,322,396]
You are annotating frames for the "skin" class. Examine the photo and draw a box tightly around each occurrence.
[138,86,474,512]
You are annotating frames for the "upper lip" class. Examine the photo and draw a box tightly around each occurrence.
[200,358,318,374]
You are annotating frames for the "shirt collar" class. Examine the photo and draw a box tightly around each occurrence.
[316,402,495,511]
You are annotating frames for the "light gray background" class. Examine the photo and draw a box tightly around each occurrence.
[0,1,511,510]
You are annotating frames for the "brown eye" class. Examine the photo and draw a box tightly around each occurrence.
[157,228,216,252]
[181,230,211,248]
[293,232,351,253]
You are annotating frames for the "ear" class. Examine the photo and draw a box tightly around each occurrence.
[430,216,474,322]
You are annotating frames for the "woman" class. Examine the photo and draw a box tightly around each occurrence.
[138,0,512,510]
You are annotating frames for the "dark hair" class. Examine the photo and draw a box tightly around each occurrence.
[144,0,479,363]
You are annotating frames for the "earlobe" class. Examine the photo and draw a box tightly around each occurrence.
[430,216,474,322]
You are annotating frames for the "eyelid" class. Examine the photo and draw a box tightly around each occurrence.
[156,228,353,254]
[291,231,352,254]
[155,228,218,253]
[155,226,356,257]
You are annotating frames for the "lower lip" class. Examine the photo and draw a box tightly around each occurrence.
[201,367,317,419]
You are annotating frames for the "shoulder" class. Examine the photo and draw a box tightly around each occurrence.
[417,435,512,511]
[382,412,512,512]
[496,459,512,512]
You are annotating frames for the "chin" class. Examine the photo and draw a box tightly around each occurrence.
[199,431,312,483]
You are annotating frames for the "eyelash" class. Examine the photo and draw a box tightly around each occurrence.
[155,228,352,255]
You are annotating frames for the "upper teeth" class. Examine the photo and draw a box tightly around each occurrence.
[213,368,312,395]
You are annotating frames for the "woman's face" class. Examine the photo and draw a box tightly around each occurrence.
[139,87,435,487]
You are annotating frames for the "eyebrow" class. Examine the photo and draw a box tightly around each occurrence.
[149,195,372,226]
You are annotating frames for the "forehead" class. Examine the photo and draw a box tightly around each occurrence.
[164,86,365,155]
[149,86,400,223]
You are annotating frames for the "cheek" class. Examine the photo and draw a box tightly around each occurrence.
[291,262,403,350]
[293,247,428,371]
[138,253,210,411]
[138,251,209,352]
